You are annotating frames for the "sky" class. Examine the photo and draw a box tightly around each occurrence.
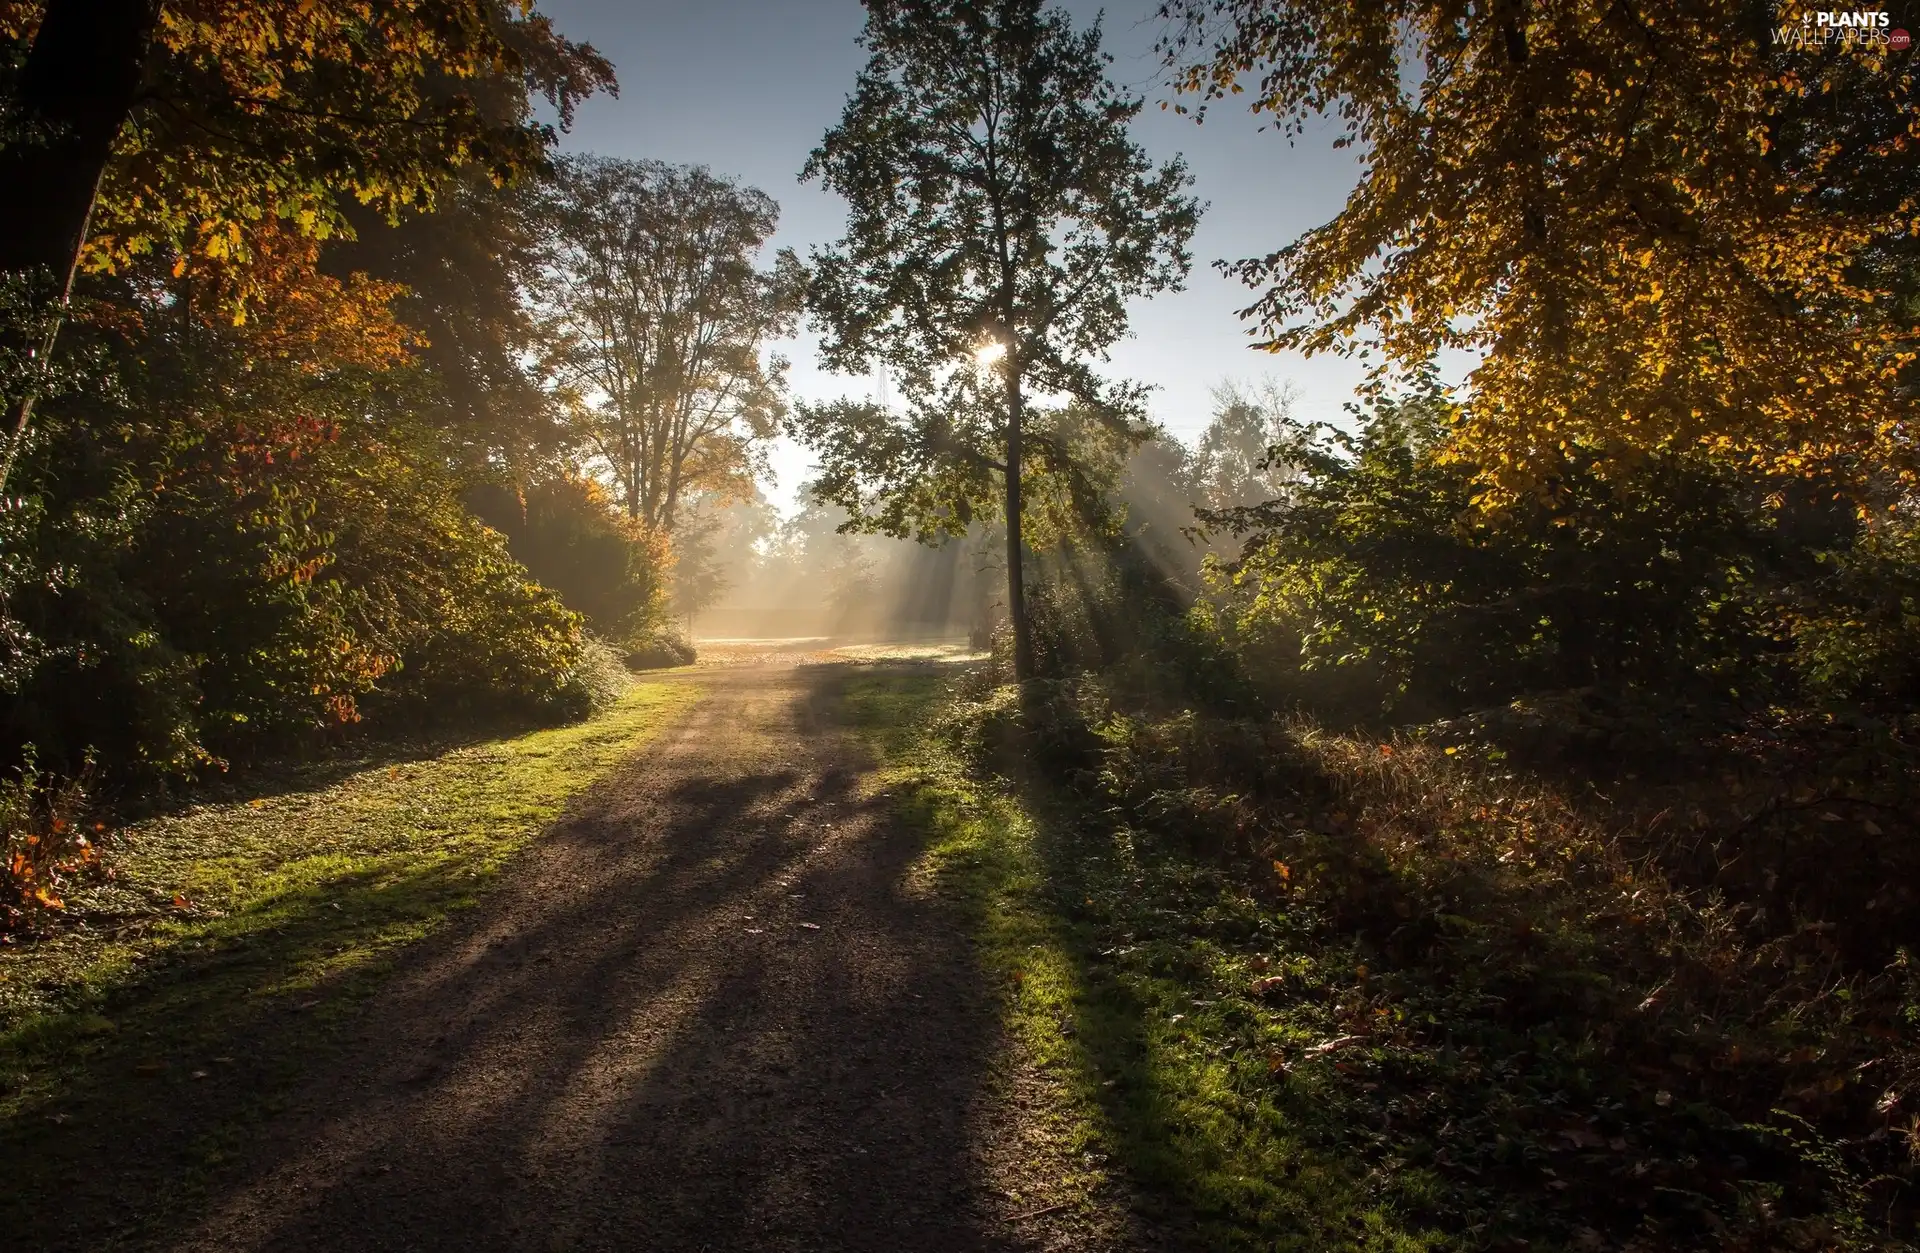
[540,0,1374,514]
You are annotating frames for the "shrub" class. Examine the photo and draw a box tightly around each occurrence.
[0,259,595,776]
[624,629,696,670]
[551,634,634,715]
[988,541,1240,714]
[1201,384,1918,719]
[1786,519,1920,704]
[0,752,101,933]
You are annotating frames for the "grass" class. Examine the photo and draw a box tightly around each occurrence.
[836,669,1442,1252]
[0,676,699,1246]
[839,666,1920,1252]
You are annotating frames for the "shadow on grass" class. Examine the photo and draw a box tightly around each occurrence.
[0,762,809,1249]
[5,663,1020,1253]
[0,850,512,1248]
[113,704,607,824]
[860,664,1920,1251]
[0,682,701,1250]
[857,714,1432,1252]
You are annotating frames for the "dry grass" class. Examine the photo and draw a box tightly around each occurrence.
[954,676,1920,1249]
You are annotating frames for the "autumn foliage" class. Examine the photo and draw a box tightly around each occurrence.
[1162,0,1918,502]
[0,753,97,931]
[0,2,630,782]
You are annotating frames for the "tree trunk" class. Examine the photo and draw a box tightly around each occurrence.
[1003,360,1035,682]
[0,0,162,492]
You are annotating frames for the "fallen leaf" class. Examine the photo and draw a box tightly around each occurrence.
[1309,1034,1365,1054]
[798,922,821,930]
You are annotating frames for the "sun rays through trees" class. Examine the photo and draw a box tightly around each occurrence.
[1,0,1919,1248]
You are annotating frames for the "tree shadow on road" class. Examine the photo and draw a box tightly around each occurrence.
[5,664,1020,1253]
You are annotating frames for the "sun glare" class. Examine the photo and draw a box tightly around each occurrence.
[973,339,1007,367]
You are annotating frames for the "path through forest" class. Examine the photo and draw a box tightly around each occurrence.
[160,652,1145,1252]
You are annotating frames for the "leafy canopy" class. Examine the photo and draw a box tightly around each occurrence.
[799,0,1201,539]
[1161,0,1918,499]
[0,0,614,285]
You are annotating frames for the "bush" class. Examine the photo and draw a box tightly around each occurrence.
[624,629,696,670]
[1203,383,1918,719]
[1786,520,1920,704]
[1,752,101,933]
[551,634,634,715]
[989,541,1239,712]
[0,258,595,777]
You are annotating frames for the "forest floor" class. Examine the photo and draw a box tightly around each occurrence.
[0,647,1157,1252]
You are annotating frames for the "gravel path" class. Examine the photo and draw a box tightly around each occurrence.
[166,659,1137,1252]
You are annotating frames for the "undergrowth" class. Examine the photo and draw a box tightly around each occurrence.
[848,666,1920,1251]
[841,670,1443,1251]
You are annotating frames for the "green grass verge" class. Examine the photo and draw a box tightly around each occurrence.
[837,671,1442,1253]
[0,677,699,1245]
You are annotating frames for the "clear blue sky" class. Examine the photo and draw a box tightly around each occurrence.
[541,0,1374,513]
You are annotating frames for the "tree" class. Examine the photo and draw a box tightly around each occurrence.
[531,157,803,531]
[0,0,613,487]
[325,171,563,477]
[1159,0,1917,503]
[800,0,1199,680]
[1192,378,1300,511]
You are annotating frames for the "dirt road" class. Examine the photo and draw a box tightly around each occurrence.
[163,658,1135,1252]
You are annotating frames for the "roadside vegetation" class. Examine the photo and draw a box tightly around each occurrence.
[0,2,805,929]
[804,4,1918,1246]
[849,590,1918,1249]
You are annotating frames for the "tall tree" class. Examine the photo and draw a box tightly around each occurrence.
[531,157,802,530]
[801,0,1199,680]
[0,0,612,487]
[1159,0,1918,503]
